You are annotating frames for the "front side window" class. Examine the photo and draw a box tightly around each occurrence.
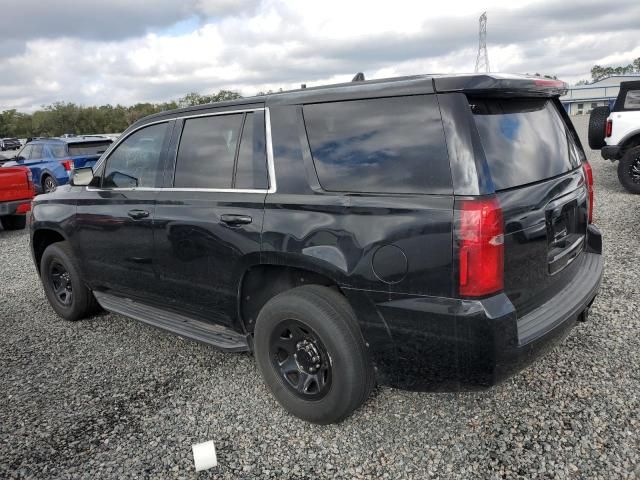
[174,114,244,189]
[30,144,44,159]
[303,96,451,194]
[102,122,168,189]
[18,145,32,160]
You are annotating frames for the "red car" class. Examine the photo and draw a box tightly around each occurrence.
[0,166,34,230]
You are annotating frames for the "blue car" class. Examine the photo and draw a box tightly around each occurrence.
[2,136,113,193]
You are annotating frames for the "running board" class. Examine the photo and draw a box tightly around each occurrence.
[93,291,249,352]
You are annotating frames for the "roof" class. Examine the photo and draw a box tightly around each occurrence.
[29,136,112,144]
[133,73,568,128]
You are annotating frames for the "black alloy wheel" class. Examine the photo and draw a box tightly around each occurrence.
[49,261,73,306]
[618,146,640,194]
[43,176,57,193]
[629,155,640,184]
[270,319,332,399]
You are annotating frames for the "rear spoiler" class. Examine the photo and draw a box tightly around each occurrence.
[433,74,568,97]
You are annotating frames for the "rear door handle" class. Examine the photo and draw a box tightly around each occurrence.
[220,214,252,226]
[127,209,149,220]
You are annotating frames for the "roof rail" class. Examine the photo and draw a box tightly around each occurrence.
[352,72,365,82]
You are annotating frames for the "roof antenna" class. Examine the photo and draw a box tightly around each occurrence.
[352,72,365,82]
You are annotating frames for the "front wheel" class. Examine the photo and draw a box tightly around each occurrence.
[254,285,375,424]
[40,241,99,321]
[617,146,640,194]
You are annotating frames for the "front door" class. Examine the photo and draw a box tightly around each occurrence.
[74,121,172,300]
[153,109,268,329]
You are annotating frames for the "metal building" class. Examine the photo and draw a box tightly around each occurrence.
[560,74,640,115]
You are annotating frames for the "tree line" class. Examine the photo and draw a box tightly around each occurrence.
[0,90,242,138]
[576,57,640,85]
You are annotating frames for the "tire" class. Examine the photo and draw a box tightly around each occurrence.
[588,106,610,150]
[617,146,640,194]
[254,285,375,424]
[42,175,57,193]
[40,241,100,321]
[1,214,26,230]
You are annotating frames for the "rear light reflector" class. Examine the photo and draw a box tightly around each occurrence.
[583,162,594,224]
[60,159,74,172]
[16,202,31,214]
[25,170,35,194]
[605,119,612,137]
[455,196,504,297]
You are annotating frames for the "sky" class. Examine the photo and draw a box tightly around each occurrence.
[1,0,639,112]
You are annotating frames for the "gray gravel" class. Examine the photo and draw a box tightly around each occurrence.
[1,116,639,479]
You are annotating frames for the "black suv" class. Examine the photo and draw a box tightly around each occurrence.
[31,74,603,424]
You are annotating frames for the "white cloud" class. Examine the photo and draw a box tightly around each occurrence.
[1,0,639,111]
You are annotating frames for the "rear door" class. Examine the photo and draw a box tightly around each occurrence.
[153,108,268,329]
[469,96,588,316]
[74,121,171,299]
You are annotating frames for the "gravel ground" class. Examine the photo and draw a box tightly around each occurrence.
[1,116,639,479]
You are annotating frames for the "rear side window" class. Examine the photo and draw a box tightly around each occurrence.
[49,144,68,158]
[624,90,640,110]
[303,95,451,194]
[471,98,579,191]
[68,141,112,156]
[175,114,243,189]
[235,112,268,190]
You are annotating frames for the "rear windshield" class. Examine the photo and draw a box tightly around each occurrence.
[68,141,112,156]
[470,98,580,191]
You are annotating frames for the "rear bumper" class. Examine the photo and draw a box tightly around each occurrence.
[601,145,622,161]
[345,226,604,391]
[0,198,32,216]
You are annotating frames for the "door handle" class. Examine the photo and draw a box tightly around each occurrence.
[220,214,252,226]
[127,209,149,220]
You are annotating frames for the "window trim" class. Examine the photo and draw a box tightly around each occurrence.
[89,107,276,194]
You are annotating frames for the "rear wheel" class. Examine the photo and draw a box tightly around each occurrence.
[42,175,57,193]
[1,214,26,230]
[617,146,640,194]
[588,106,610,150]
[41,241,99,321]
[254,285,374,424]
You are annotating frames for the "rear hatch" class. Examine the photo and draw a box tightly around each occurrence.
[67,140,112,168]
[0,166,33,203]
[469,96,589,317]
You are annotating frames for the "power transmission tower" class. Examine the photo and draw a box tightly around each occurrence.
[475,12,490,73]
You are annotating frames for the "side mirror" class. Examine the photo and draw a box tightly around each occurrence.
[71,167,94,186]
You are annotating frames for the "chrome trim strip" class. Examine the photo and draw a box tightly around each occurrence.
[87,107,277,195]
[265,107,277,194]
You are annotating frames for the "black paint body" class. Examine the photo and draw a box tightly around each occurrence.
[30,74,603,391]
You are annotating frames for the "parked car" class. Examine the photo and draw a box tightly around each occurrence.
[30,73,603,424]
[0,166,34,230]
[1,138,21,151]
[2,136,112,193]
[588,80,640,193]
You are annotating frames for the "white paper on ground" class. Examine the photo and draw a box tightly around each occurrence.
[192,440,218,472]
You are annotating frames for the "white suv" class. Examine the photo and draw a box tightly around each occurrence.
[588,80,640,194]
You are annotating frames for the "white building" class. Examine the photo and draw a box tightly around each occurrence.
[560,74,640,116]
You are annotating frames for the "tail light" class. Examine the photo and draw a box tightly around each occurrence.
[605,119,612,138]
[25,169,35,194]
[60,159,74,172]
[455,196,504,298]
[583,162,594,224]
[16,202,31,214]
